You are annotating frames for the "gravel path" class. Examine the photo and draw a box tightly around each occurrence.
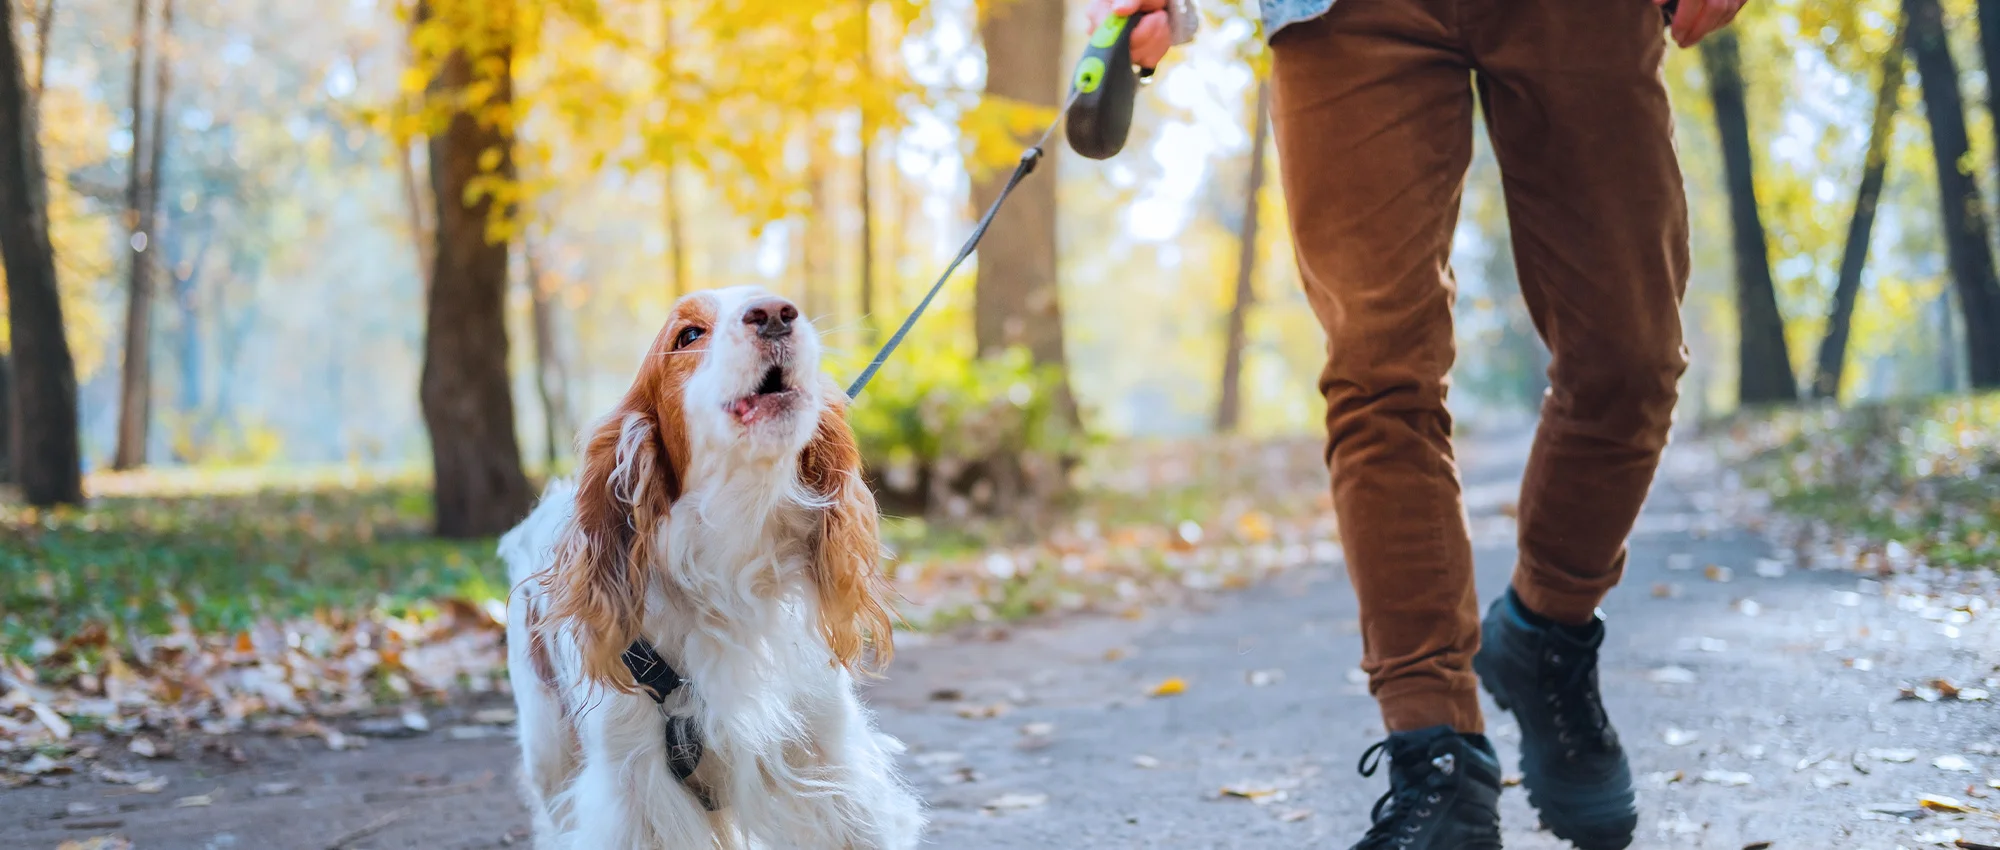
[8,432,1999,849]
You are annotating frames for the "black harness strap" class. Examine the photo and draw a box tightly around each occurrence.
[623,640,718,810]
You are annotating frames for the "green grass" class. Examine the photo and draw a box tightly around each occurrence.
[0,480,506,660]
[1,437,1334,665]
[1727,393,2000,568]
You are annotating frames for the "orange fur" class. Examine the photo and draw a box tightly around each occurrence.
[799,392,896,671]
[540,302,704,692]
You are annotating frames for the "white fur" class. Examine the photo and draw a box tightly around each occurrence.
[502,287,924,849]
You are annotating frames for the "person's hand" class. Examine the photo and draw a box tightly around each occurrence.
[1085,0,1174,70]
[1663,0,1747,48]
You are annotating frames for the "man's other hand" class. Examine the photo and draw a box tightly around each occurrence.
[1085,0,1173,70]
[1663,0,1747,48]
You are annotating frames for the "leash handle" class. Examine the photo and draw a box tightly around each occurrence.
[1065,13,1142,161]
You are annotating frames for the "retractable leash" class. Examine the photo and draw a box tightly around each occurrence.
[845,4,1198,399]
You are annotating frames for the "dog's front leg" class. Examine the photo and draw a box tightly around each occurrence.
[797,683,927,850]
[573,697,718,850]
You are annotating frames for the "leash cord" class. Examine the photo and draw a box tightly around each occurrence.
[845,90,1082,400]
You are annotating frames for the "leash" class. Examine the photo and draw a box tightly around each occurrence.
[845,9,1177,399]
[843,87,1082,400]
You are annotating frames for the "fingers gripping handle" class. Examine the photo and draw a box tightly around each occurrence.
[1065,13,1141,161]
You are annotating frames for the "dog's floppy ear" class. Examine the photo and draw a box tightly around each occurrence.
[542,400,677,691]
[798,390,895,670]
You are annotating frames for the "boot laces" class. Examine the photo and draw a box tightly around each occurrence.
[1354,739,1454,848]
[1541,640,1615,759]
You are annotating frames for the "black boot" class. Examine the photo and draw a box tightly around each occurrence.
[1348,725,1503,850]
[1473,588,1637,850]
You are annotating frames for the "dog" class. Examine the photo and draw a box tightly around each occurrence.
[499,286,925,849]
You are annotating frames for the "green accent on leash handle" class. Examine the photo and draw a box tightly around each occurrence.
[1066,13,1141,161]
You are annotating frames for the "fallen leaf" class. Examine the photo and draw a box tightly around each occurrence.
[1277,807,1313,822]
[1959,688,1992,702]
[1646,769,1684,785]
[1219,778,1300,805]
[1149,677,1188,698]
[64,801,106,817]
[127,736,166,759]
[1102,648,1128,661]
[174,788,219,807]
[400,710,431,733]
[1649,666,1698,685]
[1869,748,1920,764]
[55,838,133,850]
[132,777,168,794]
[1699,770,1753,787]
[982,792,1048,811]
[1936,755,1977,772]
[1934,679,1964,700]
[1743,842,1775,850]
[955,702,1011,719]
[1920,793,1975,813]
[1651,583,1681,599]
[1019,722,1055,737]
[1662,728,1700,747]
[471,708,517,725]
[927,688,964,702]
[1132,755,1160,769]
[14,753,64,775]
[943,766,980,784]
[28,702,72,741]
[1705,565,1733,583]
[1954,839,2000,850]
[1247,669,1283,687]
[252,781,299,797]
[1754,558,1786,578]
[1502,773,1523,787]
[912,751,963,768]
[1860,801,1925,819]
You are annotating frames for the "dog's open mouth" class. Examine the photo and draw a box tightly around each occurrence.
[728,365,798,425]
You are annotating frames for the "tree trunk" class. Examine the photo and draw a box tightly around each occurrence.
[419,0,532,537]
[1812,34,1903,401]
[666,156,688,298]
[112,0,155,469]
[1978,0,2000,197]
[398,140,434,294]
[857,0,876,340]
[171,228,209,423]
[1216,80,1270,433]
[525,237,570,471]
[802,140,828,321]
[1908,0,2000,387]
[1701,30,1797,405]
[0,0,83,505]
[33,0,54,95]
[974,0,1076,421]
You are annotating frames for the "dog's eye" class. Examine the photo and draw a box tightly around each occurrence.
[674,326,707,350]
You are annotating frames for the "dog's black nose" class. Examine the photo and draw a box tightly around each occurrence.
[743,297,798,340]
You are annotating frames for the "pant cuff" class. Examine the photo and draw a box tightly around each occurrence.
[1510,571,1605,626]
[1375,679,1484,735]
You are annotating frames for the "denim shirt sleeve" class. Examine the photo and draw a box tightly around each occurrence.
[1261,0,1336,40]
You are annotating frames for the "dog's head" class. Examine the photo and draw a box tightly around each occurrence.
[541,286,892,689]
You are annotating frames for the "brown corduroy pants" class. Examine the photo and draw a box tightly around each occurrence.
[1268,0,1690,734]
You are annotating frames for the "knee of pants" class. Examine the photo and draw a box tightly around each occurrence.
[1548,341,1687,442]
